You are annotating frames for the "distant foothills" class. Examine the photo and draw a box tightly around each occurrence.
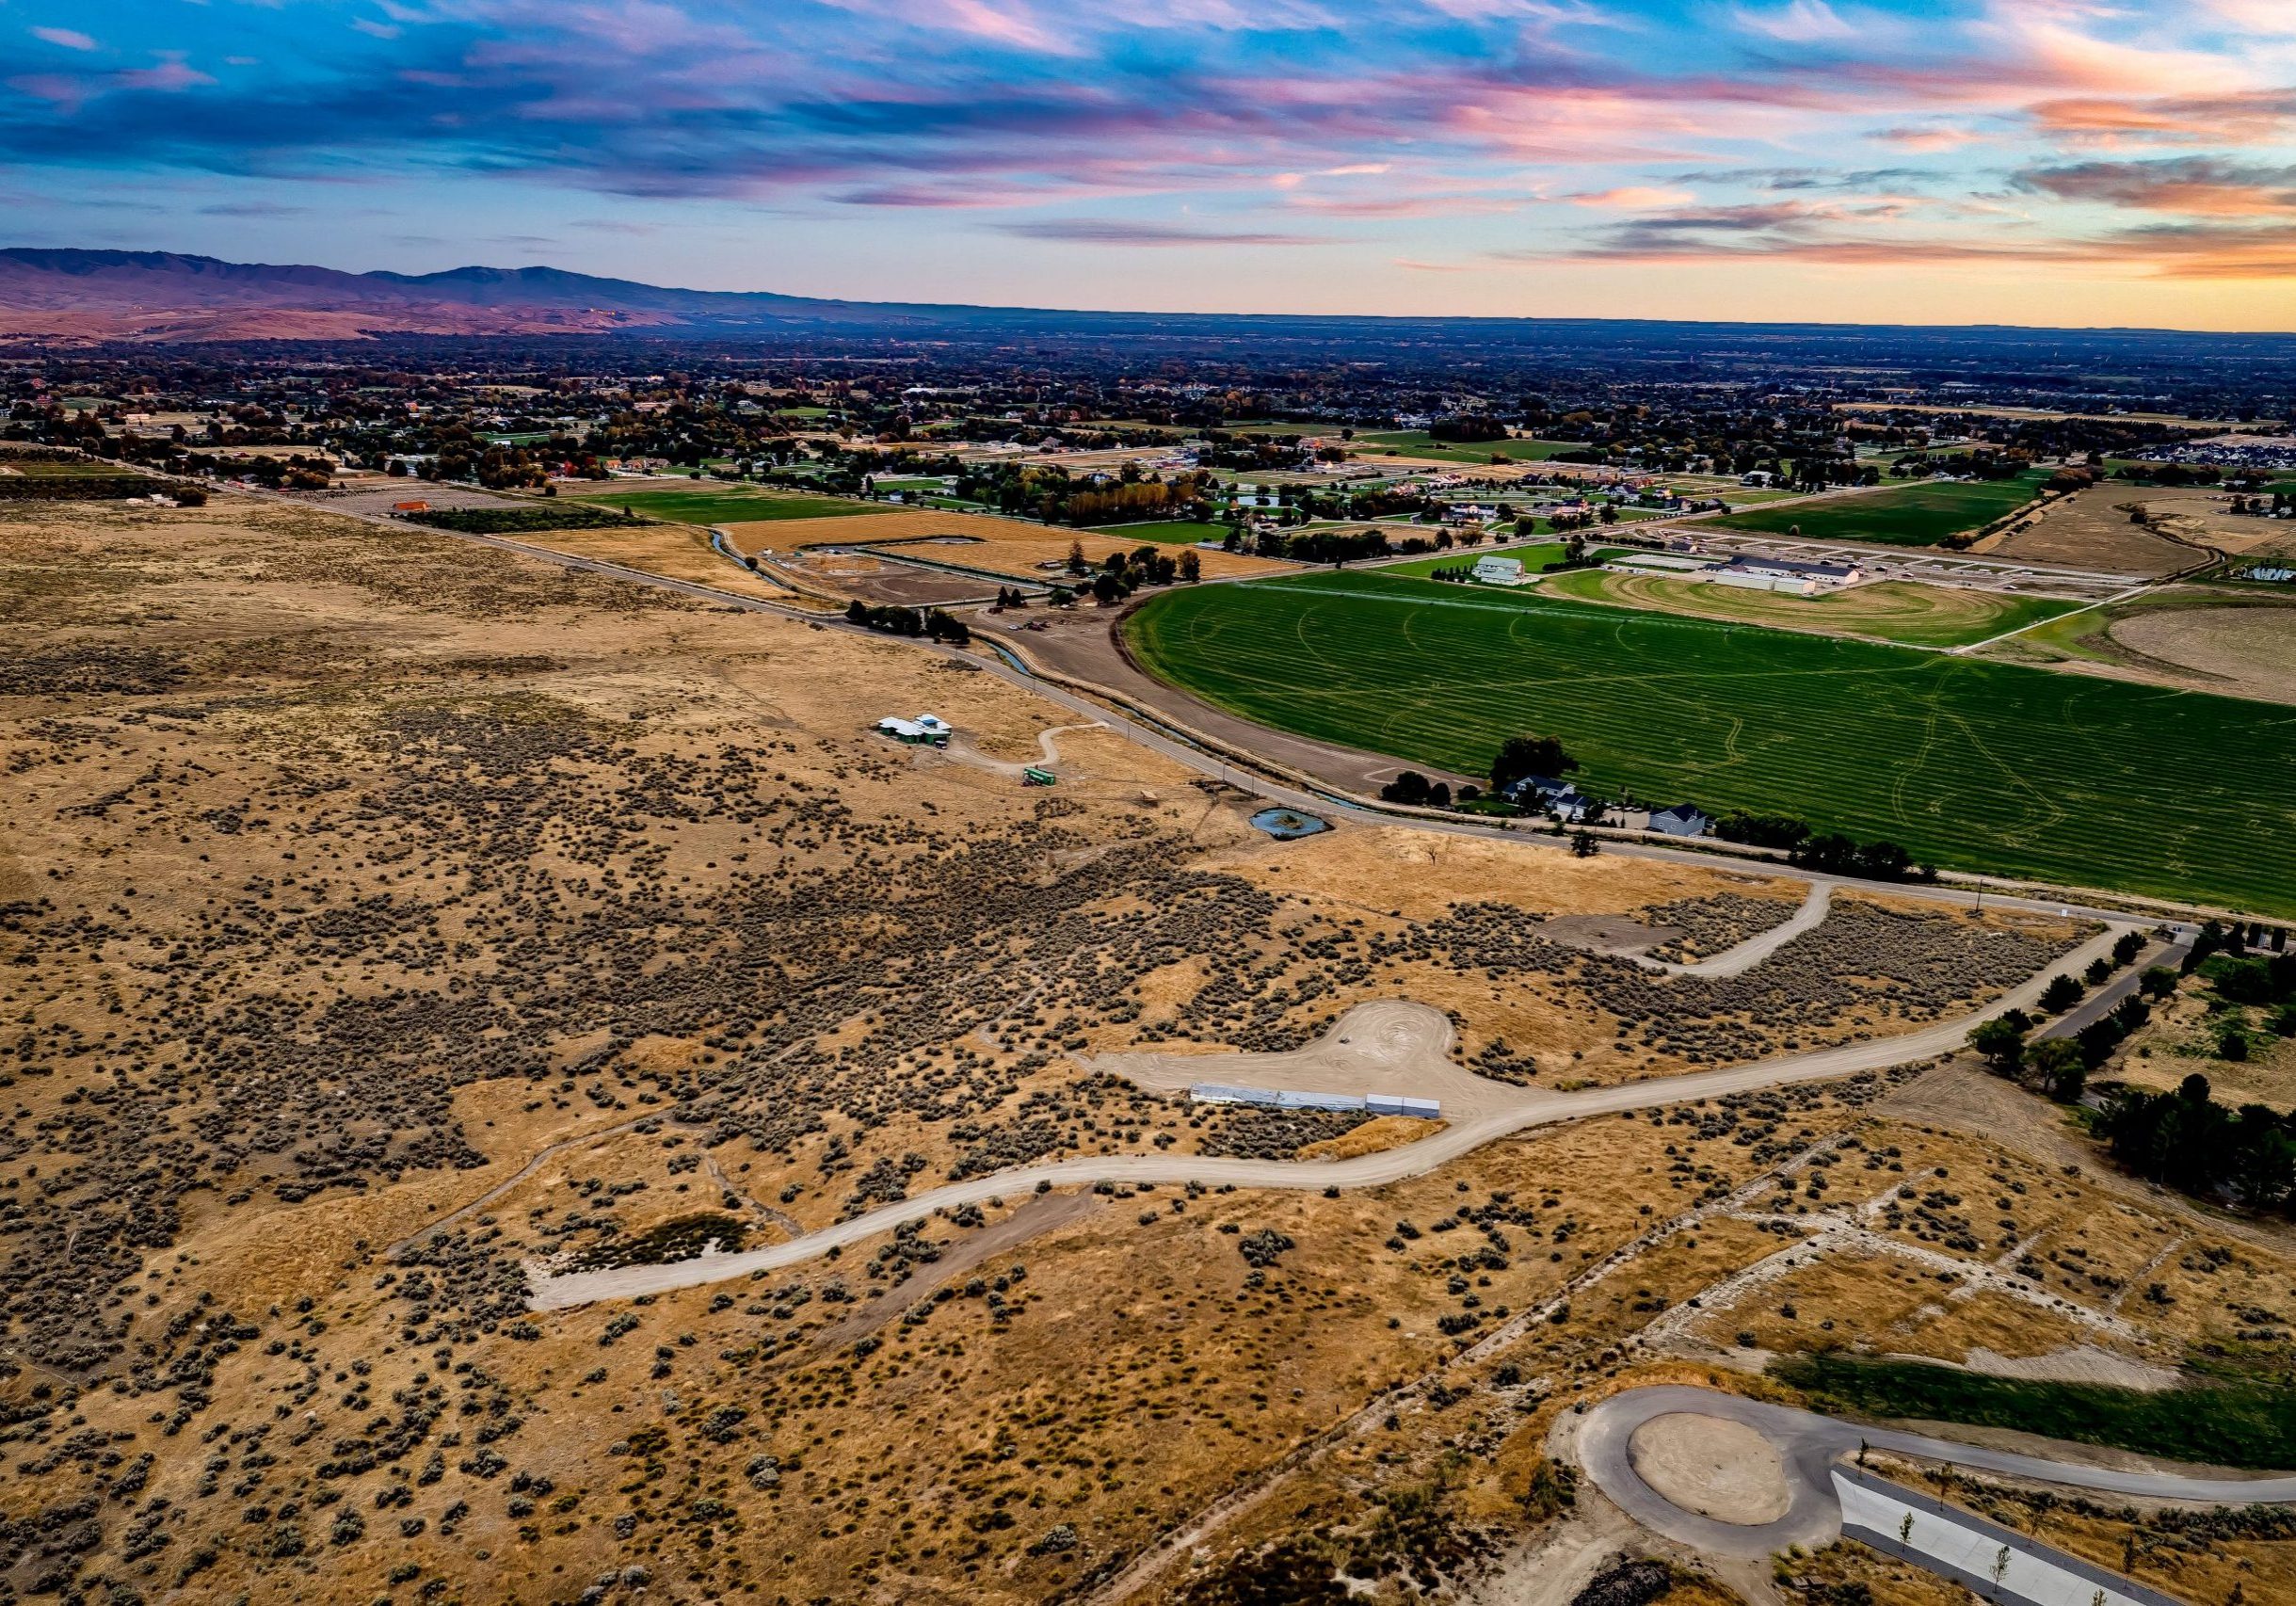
[8,248,2296,353]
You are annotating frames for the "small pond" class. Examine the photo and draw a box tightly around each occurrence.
[1249,807,1330,840]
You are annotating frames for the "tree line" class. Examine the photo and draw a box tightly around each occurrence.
[843,602,971,644]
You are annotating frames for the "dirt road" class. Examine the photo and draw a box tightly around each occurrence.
[524,922,2131,1310]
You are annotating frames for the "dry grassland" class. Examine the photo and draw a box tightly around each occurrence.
[0,494,2143,1606]
[2106,604,2296,703]
[481,516,803,603]
[718,508,1288,581]
[1981,586,2296,703]
[1974,484,2219,574]
[1777,1540,1972,1606]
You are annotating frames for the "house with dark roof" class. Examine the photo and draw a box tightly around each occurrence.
[1647,803,1712,838]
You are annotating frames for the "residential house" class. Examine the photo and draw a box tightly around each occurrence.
[1647,804,1713,838]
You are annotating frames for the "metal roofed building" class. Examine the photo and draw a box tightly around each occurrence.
[1189,1084,1440,1118]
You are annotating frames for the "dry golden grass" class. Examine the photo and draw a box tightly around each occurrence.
[719,508,1287,580]
[1781,1540,1975,1606]
[0,493,2260,1606]
[1297,1116,1442,1161]
[1974,484,2210,574]
[438,517,802,602]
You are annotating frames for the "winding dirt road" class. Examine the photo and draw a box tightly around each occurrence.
[524,920,2129,1310]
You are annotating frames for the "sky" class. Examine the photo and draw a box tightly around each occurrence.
[3,0,2295,329]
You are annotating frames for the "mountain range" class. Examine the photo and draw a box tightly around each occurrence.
[0,249,1006,344]
[7,249,2296,370]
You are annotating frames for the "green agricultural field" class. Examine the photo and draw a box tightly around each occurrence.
[1094,520,1228,545]
[1378,544,1629,579]
[570,488,873,524]
[1353,431,1588,465]
[1691,471,2050,546]
[1125,570,2296,915]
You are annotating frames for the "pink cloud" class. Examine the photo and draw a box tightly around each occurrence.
[1568,185,1695,208]
[118,61,217,92]
[32,27,100,52]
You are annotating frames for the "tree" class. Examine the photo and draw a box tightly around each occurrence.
[1968,1018,2025,1078]
[1569,829,1598,858]
[2038,974,2085,1014]
[1490,735,1578,791]
[2140,966,2178,1000]
[2030,1037,2087,1102]
[1065,538,1088,575]
[1178,551,1201,583]
[1380,771,1435,807]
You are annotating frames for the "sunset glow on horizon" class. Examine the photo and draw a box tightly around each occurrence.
[5,0,2294,329]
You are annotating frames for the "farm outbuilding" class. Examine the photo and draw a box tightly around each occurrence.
[875,713,952,747]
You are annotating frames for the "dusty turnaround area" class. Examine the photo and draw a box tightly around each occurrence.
[4,493,2293,1606]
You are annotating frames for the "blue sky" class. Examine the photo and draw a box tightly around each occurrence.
[5,0,2295,326]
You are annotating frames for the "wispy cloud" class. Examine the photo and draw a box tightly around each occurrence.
[0,0,2288,311]
[993,217,1326,245]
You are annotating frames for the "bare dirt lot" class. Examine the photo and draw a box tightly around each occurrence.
[772,544,991,604]
[2106,604,2296,702]
[1976,484,2224,574]
[1983,586,2296,702]
[1626,1414,1790,1525]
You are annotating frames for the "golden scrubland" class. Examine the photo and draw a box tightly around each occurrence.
[1,495,2229,1606]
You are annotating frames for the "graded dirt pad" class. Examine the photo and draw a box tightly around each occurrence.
[1626,1413,1791,1525]
[776,544,989,604]
[1975,484,2210,575]
[1093,997,1528,1118]
[2107,604,2296,702]
[719,506,1288,580]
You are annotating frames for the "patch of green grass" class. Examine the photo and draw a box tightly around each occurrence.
[1094,520,1228,545]
[1378,544,1629,579]
[1353,432,1588,464]
[1693,472,2051,547]
[1774,1352,2296,1471]
[1123,569,2296,915]
[570,488,873,524]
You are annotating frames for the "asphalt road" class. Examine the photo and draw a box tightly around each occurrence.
[1577,1384,2296,1561]
[2037,934,2194,1042]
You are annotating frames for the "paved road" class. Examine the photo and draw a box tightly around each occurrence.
[2037,933,2193,1043]
[525,921,2130,1309]
[1577,1384,2296,1561]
